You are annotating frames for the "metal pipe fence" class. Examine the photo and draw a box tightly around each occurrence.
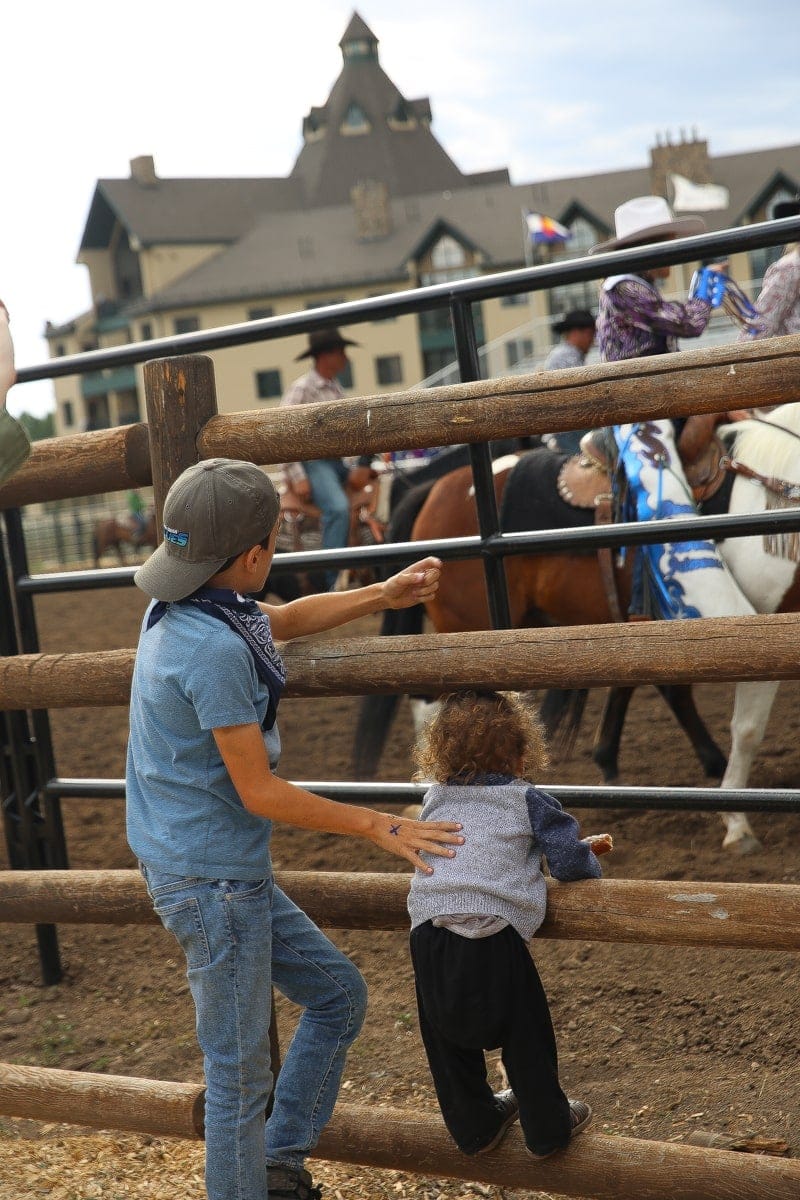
[4,214,800,981]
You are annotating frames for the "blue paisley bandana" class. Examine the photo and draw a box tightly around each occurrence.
[146,586,286,729]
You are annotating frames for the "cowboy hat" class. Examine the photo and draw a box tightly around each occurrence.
[295,327,359,360]
[590,195,706,255]
[552,308,596,334]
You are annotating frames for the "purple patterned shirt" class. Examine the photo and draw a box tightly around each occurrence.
[740,250,800,341]
[597,274,711,362]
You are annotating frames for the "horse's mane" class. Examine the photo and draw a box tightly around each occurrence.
[723,404,800,483]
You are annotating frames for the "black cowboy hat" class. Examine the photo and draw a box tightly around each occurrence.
[295,327,360,360]
[773,198,800,220]
[552,309,596,334]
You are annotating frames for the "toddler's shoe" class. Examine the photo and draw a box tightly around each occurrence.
[526,1098,592,1160]
[474,1088,520,1154]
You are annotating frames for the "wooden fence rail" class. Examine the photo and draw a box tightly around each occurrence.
[2,870,799,951]
[2,614,800,710]
[0,1063,797,1200]
[2,336,799,509]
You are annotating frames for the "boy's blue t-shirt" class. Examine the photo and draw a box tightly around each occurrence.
[126,602,282,880]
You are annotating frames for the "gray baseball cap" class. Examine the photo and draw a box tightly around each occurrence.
[134,458,280,601]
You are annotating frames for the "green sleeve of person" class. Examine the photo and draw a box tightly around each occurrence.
[0,407,31,486]
[128,489,145,515]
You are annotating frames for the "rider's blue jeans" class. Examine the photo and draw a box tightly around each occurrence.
[303,458,350,587]
[140,866,367,1200]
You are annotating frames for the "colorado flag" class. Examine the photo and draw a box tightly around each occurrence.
[525,212,571,244]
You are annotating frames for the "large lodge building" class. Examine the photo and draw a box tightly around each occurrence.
[46,12,800,436]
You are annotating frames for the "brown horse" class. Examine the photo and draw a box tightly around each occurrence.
[353,447,730,784]
[92,512,157,567]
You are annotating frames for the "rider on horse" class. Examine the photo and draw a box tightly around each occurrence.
[591,196,762,621]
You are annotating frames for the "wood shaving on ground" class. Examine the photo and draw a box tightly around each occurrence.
[0,1127,566,1200]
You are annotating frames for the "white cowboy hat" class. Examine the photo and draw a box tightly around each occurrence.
[590,195,706,254]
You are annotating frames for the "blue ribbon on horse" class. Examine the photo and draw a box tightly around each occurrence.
[147,586,286,729]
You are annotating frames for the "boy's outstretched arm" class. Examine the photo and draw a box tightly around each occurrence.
[213,721,463,874]
[261,556,441,641]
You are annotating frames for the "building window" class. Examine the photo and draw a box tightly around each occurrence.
[305,297,345,309]
[61,400,74,427]
[174,315,199,334]
[341,102,370,134]
[248,306,274,321]
[501,292,529,307]
[55,342,67,356]
[375,355,403,385]
[256,369,283,400]
[422,348,453,378]
[432,236,466,272]
[505,338,534,369]
[140,322,153,341]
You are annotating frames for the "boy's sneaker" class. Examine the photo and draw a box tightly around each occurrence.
[526,1098,593,1160]
[266,1165,322,1199]
[474,1088,520,1154]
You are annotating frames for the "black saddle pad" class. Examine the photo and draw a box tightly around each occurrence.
[499,444,734,547]
[500,447,595,542]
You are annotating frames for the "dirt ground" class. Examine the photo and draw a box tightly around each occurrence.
[1,586,799,1199]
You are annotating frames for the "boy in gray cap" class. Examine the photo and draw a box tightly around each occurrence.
[127,458,463,1200]
[0,301,31,486]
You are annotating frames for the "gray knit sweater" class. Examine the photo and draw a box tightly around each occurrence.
[407,773,601,942]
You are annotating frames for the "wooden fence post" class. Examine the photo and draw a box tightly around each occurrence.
[142,355,220,534]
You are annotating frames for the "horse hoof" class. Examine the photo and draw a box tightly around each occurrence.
[722,831,762,856]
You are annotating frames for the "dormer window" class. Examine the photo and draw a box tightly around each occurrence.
[341,102,370,135]
[388,97,416,132]
[431,236,466,272]
[343,38,372,59]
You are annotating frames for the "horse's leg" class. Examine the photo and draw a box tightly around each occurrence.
[592,687,635,782]
[655,685,727,779]
[408,697,441,738]
[718,680,780,854]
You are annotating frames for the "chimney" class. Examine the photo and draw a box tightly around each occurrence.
[130,155,158,187]
[351,179,393,241]
[649,130,711,200]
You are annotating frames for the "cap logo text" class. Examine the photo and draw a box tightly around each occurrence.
[163,525,189,547]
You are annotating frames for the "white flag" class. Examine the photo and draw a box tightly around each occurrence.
[670,173,730,212]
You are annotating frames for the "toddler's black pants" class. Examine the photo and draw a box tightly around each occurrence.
[410,920,571,1156]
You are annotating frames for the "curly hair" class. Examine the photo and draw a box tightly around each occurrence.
[412,690,550,783]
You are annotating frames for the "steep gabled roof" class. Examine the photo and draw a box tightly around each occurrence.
[289,13,480,206]
[123,182,532,314]
[80,176,304,251]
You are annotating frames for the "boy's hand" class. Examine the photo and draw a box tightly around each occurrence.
[382,556,441,609]
[369,811,463,873]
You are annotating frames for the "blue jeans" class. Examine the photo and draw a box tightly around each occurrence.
[303,458,350,587]
[140,866,367,1200]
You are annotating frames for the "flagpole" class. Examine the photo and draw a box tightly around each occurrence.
[521,209,533,267]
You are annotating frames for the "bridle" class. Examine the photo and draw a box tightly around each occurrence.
[722,415,800,503]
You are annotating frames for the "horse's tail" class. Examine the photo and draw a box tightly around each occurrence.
[538,688,589,760]
[351,477,436,779]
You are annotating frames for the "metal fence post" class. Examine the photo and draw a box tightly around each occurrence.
[0,510,66,984]
[450,298,512,629]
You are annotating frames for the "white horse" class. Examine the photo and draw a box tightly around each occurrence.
[714,404,800,851]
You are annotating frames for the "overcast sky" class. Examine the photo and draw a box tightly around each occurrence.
[5,0,799,416]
